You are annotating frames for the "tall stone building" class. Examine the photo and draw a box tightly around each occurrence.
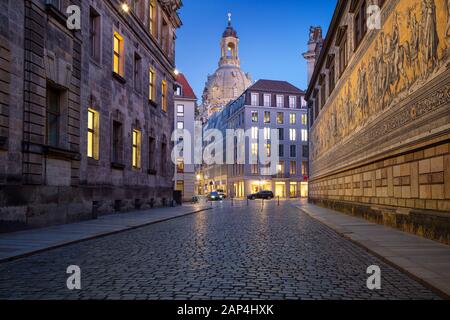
[201,14,252,120]
[305,0,450,244]
[0,0,181,231]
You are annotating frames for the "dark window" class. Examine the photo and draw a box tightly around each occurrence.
[354,1,367,50]
[112,121,123,163]
[89,8,100,62]
[290,145,296,158]
[134,53,142,93]
[329,61,335,94]
[279,144,284,157]
[302,145,309,158]
[320,77,326,109]
[148,136,156,172]
[46,87,60,147]
[278,128,284,141]
[339,36,348,75]
[161,142,167,176]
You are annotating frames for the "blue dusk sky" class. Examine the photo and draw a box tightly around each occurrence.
[175,0,337,101]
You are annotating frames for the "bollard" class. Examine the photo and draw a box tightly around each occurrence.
[278,196,280,206]
[247,198,249,206]
[261,198,264,210]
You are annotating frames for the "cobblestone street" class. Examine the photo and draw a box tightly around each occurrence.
[0,201,440,300]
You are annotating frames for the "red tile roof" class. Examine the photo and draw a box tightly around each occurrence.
[249,79,304,94]
[176,73,197,100]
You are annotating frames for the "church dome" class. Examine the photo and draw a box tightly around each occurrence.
[203,65,252,112]
[202,14,252,118]
[222,25,237,38]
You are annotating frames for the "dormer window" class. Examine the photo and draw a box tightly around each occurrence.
[251,93,259,106]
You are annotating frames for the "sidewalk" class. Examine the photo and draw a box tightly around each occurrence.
[0,203,210,263]
[297,203,450,298]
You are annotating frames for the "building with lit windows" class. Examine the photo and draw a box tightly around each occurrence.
[200,80,309,198]
[305,0,450,243]
[0,0,182,230]
[173,73,197,202]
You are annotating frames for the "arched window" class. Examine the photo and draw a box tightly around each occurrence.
[227,43,235,57]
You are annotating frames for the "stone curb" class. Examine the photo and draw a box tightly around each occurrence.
[0,208,211,264]
[295,205,450,300]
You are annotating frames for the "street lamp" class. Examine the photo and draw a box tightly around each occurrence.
[121,3,130,12]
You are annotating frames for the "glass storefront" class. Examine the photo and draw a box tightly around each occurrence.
[290,182,298,198]
[275,182,286,198]
[300,182,308,198]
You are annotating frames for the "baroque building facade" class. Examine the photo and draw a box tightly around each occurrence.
[0,0,181,231]
[305,0,450,244]
[200,15,252,120]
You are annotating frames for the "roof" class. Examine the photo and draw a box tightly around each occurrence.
[223,20,238,38]
[176,73,197,100]
[248,80,305,94]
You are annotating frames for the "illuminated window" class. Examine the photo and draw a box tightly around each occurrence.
[302,114,308,125]
[251,143,258,157]
[251,111,258,122]
[161,79,167,112]
[149,68,156,101]
[290,128,296,141]
[265,143,271,157]
[132,129,141,169]
[149,0,156,36]
[251,127,258,140]
[302,161,308,176]
[264,111,270,123]
[301,129,308,142]
[177,159,184,173]
[264,127,271,140]
[87,108,99,160]
[277,112,284,124]
[290,161,297,175]
[113,32,124,76]
[290,113,296,124]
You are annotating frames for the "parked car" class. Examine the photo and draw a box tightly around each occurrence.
[216,189,227,199]
[208,191,223,201]
[247,190,274,200]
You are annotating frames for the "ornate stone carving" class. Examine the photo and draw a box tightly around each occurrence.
[311,0,449,172]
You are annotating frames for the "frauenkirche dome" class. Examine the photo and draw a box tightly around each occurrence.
[201,14,252,119]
